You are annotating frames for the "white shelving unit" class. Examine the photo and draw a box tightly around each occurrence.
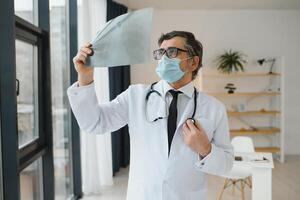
[197,56,285,162]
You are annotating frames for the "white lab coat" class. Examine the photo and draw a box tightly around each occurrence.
[67,80,233,200]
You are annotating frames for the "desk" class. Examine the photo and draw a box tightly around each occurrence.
[234,152,274,200]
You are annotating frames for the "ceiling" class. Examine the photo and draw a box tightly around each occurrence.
[113,0,300,10]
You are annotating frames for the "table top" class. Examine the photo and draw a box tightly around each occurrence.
[234,152,274,169]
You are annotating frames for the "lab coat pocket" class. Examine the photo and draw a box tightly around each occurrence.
[187,188,207,200]
[195,117,215,142]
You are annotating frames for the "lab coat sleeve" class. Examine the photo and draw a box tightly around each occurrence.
[67,81,129,134]
[194,104,234,175]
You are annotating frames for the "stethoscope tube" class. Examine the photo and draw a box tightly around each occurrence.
[145,82,198,123]
[145,82,161,101]
[188,88,198,124]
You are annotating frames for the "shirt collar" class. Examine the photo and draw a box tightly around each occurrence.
[159,79,194,98]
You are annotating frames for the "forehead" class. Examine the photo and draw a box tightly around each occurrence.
[160,36,186,49]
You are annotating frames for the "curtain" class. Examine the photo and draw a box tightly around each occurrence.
[106,0,131,175]
[77,0,113,195]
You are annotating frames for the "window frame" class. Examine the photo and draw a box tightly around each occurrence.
[68,0,83,198]
[0,0,82,199]
[15,15,48,172]
[0,0,21,198]
[0,117,3,200]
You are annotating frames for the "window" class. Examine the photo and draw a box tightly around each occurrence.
[0,0,81,199]
[1,0,52,199]
[20,158,43,200]
[15,39,39,148]
[15,14,53,200]
[14,0,38,25]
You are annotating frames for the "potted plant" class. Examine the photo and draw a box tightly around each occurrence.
[215,50,247,74]
[225,83,236,94]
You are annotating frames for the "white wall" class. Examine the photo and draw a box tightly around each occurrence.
[130,9,300,154]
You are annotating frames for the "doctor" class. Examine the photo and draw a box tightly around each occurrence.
[67,31,233,200]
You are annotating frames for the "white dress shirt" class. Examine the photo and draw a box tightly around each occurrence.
[162,80,195,125]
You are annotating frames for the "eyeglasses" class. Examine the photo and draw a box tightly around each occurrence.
[153,47,188,60]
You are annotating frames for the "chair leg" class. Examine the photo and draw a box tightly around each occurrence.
[232,180,236,195]
[240,180,245,200]
[247,177,252,188]
[218,178,228,200]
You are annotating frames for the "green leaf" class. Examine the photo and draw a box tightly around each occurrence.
[215,50,247,74]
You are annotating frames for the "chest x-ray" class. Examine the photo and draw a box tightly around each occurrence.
[85,8,153,68]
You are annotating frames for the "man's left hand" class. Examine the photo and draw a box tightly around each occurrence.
[182,119,212,157]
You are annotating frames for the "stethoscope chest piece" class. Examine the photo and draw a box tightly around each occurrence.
[187,118,195,124]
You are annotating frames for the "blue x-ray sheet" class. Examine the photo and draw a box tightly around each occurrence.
[86,8,153,68]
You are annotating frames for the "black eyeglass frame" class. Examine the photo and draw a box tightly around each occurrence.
[153,47,189,60]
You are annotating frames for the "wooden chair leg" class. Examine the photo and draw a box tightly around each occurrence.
[240,180,245,200]
[232,180,236,195]
[248,177,252,188]
[218,178,228,200]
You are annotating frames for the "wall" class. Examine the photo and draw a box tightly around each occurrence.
[130,9,300,154]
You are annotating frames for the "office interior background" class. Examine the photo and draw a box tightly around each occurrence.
[0,0,299,200]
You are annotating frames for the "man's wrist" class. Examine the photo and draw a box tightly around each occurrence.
[78,75,94,87]
[199,143,212,157]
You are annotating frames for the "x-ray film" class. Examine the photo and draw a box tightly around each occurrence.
[85,8,153,68]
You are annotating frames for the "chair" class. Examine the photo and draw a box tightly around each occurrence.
[218,136,254,200]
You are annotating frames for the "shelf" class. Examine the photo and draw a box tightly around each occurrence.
[255,147,280,153]
[208,92,280,97]
[230,127,280,136]
[228,110,280,116]
[201,62,284,162]
[202,72,281,77]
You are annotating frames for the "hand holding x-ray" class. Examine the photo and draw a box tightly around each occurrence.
[85,8,153,68]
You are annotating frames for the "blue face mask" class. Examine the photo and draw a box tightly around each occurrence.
[155,55,188,83]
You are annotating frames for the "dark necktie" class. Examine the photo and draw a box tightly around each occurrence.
[167,90,182,155]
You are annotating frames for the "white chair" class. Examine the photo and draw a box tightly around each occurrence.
[218,136,254,200]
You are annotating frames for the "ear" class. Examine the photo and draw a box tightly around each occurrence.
[189,56,200,71]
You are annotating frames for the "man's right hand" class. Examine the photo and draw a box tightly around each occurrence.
[73,42,94,86]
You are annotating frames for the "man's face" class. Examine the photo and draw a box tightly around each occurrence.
[159,36,197,74]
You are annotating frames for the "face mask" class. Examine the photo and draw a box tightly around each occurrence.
[155,55,190,83]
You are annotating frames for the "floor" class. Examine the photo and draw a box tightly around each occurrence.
[82,155,300,200]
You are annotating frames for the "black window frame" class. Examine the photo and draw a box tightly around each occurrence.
[0,0,23,198]
[68,0,83,198]
[0,0,82,199]
[0,111,3,200]
[15,15,50,172]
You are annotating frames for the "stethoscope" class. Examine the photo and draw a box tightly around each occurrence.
[145,82,198,123]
